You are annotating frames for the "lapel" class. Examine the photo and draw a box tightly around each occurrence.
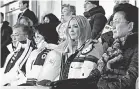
[3,43,22,71]
[22,9,29,16]
[18,9,29,19]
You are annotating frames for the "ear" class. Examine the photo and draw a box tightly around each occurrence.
[128,22,134,32]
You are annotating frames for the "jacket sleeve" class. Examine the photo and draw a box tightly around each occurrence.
[91,14,107,39]
[120,47,138,89]
[37,50,62,81]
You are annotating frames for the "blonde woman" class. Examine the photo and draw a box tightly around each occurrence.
[37,15,103,87]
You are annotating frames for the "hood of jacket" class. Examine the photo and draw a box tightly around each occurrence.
[84,6,105,18]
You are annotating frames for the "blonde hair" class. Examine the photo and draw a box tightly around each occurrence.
[56,15,92,52]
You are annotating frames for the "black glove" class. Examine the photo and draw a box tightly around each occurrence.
[37,79,52,86]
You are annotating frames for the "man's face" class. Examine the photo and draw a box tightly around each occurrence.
[0,14,4,23]
[11,27,28,42]
[84,1,96,12]
[19,0,27,11]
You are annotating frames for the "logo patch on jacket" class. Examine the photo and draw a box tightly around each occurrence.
[81,44,93,55]
[34,48,51,65]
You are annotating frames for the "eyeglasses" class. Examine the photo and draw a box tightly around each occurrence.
[110,20,129,26]
[11,34,26,37]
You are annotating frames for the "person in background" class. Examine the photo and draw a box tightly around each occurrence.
[56,4,76,43]
[114,0,129,4]
[42,13,60,25]
[0,24,33,86]
[18,16,33,27]
[18,0,38,25]
[84,0,107,39]
[0,12,12,68]
[37,16,103,89]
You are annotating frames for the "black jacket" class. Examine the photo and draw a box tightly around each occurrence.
[18,9,38,25]
[1,21,12,67]
[84,6,107,39]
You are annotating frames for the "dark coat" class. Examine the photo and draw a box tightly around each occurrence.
[18,9,38,25]
[97,33,138,89]
[1,21,12,67]
[84,6,107,39]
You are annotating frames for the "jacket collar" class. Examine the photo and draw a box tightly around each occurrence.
[22,8,28,14]
[84,6,105,18]
[122,33,138,50]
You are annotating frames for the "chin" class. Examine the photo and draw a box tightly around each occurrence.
[71,37,76,40]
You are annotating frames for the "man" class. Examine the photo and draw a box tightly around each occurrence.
[0,12,12,68]
[84,0,107,39]
[18,0,38,25]
[0,24,33,86]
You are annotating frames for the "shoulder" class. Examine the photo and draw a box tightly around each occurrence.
[47,50,62,61]
[93,13,106,20]
[44,50,62,66]
[25,9,35,15]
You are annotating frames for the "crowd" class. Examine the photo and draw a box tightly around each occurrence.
[0,0,138,89]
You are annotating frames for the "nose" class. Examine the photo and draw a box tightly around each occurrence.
[69,26,74,32]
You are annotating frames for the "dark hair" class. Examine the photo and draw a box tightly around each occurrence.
[62,4,76,15]
[22,0,29,8]
[0,12,4,17]
[35,24,59,44]
[43,13,60,24]
[114,3,138,33]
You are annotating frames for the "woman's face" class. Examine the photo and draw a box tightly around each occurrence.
[34,31,44,45]
[44,17,50,23]
[68,19,80,40]
[62,7,71,16]
[112,11,131,39]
